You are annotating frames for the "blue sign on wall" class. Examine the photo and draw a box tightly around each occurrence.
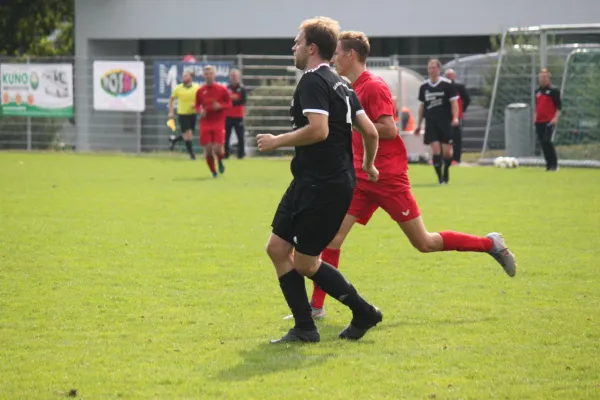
[153,61,234,110]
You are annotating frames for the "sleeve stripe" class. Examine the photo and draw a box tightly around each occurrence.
[303,109,329,116]
[450,96,459,101]
[356,110,366,115]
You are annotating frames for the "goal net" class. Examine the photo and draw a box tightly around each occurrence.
[481,24,600,166]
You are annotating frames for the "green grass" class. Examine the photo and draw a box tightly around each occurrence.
[1,152,599,400]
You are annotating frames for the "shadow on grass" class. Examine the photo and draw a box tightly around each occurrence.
[216,323,345,382]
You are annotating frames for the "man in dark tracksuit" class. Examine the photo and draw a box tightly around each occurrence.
[225,69,247,159]
[444,69,471,163]
[535,68,562,171]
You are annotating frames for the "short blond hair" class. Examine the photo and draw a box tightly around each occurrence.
[203,65,216,73]
[428,59,442,69]
[299,16,340,61]
[339,31,371,62]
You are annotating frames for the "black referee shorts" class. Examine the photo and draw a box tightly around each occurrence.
[271,179,354,256]
[178,114,197,133]
[424,119,453,145]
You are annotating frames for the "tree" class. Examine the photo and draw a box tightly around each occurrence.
[0,0,74,150]
[0,0,74,56]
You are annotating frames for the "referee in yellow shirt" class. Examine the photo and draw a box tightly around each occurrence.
[168,70,200,160]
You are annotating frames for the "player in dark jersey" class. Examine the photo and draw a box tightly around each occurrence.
[414,59,460,184]
[535,68,561,171]
[297,31,516,320]
[256,16,382,344]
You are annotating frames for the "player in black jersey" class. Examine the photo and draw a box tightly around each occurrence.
[414,59,459,184]
[256,16,382,344]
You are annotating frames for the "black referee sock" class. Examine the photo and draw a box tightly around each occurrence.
[279,269,316,331]
[432,155,443,183]
[172,135,183,144]
[184,140,195,159]
[308,262,372,321]
[443,158,452,183]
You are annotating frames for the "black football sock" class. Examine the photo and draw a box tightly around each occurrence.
[184,140,195,159]
[172,135,183,144]
[443,158,452,183]
[308,262,373,326]
[432,155,443,182]
[279,269,316,331]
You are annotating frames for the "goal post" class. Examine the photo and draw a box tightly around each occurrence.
[481,23,600,166]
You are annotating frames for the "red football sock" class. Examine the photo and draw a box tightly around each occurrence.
[217,152,225,161]
[311,248,341,309]
[439,231,493,252]
[206,155,217,174]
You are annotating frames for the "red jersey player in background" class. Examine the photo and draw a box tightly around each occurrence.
[195,65,232,178]
[292,31,517,320]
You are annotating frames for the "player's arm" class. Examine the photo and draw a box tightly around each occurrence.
[550,88,562,125]
[195,87,205,117]
[353,112,379,168]
[168,87,178,118]
[367,87,398,139]
[270,113,329,148]
[207,86,232,111]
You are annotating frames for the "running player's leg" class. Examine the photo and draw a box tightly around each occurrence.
[201,129,218,177]
[291,183,382,341]
[308,213,358,314]
[213,128,226,174]
[442,142,453,183]
[397,203,516,277]
[424,122,443,183]
[309,183,377,312]
[268,181,319,343]
[178,115,196,159]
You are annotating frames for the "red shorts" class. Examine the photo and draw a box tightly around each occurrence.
[199,126,225,146]
[348,178,420,225]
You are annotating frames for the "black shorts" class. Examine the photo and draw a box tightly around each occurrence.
[424,119,453,145]
[178,114,197,133]
[271,180,353,256]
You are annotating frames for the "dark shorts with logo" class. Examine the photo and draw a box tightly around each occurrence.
[271,179,353,256]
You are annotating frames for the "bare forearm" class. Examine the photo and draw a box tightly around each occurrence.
[168,99,175,115]
[417,104,424,126]
[274,125,327,148]
[362,134,378,166]
[451,101,459,120]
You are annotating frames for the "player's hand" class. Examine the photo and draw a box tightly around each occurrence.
[413,126,421,135]
[256,133,279,152]
[212,101,222,111]
[452,118,459,127]
[363,163,379,182]
[199,109,206,119]
[549,117,558,126]
[168,112,174,119]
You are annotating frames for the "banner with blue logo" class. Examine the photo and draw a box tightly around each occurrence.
[153,61,234,110]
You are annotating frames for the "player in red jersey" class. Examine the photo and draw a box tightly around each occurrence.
[195,65,232,178]
[292,31,517,320]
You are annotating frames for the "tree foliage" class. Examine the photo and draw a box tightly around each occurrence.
[0,0,74,56]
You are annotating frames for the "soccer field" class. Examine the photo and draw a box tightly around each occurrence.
[1,152,599,399]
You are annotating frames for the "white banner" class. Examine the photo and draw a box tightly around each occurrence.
[1,63,74,117]
[93,61,145,112]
